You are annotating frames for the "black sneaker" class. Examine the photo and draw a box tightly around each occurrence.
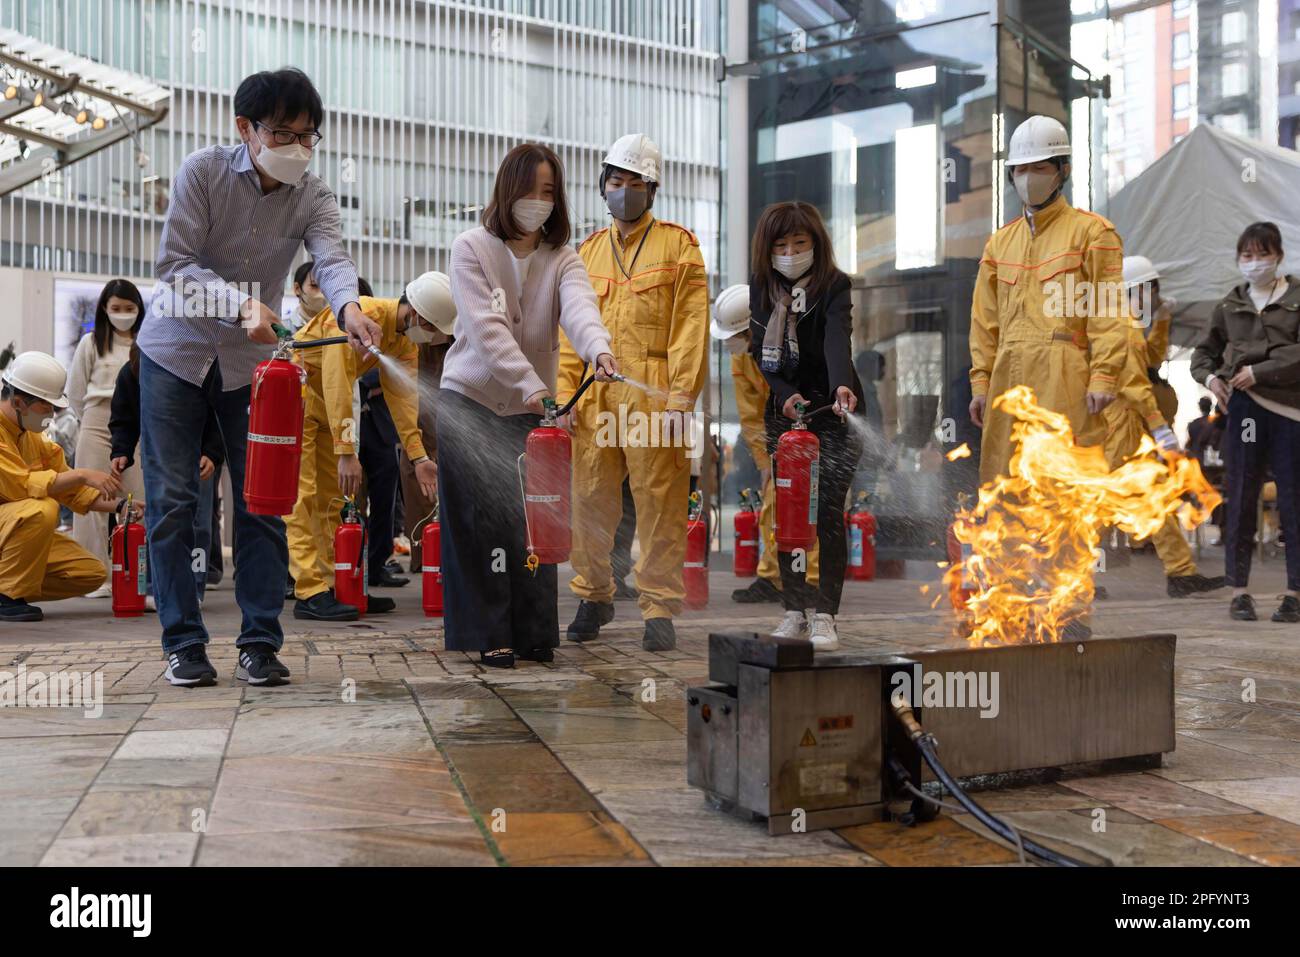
[294,592,360,621]
[613,578,640,601]
[368,566,410,588]
[1167,574,1227,597]
[1230,594,1258,621]
[284,578,296,600]
[643,618,677,651]
[1272,595,1300,623]
[731,578,782,604]
[236,643,291,686]
[0,594,42,622]
[165,645,217,687]
[567,600,615,643]
[367,596,396,614]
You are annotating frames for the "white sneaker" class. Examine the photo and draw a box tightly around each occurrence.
[772,610,808,639]
[85,585,112,599]
[809,613,839,651]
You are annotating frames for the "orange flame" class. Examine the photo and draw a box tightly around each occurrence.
[946,443,972,461]
[946,386,1221,646]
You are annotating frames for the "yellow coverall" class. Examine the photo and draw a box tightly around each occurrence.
[559,212,709,620]
[288,296,425,600]
[970,195,1128,485]
[1101,326,1197,577]
[732,349,818,586]
[1143,301,1179,426]
[0,413,104,601]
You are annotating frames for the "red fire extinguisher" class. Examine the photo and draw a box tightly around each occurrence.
[518,397,573,569]
[947,495,975,612]
[733,487,759,578]
[685,490,708,608]
[774,406,820,551]
[334,498,368,616]
[111,495,147,618]
[845,492,877,581]
[244,352,308,516]
[415,507,442,618]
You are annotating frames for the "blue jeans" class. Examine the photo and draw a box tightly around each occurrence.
[1223,390,1300,592]
[139,352,288,653]
[145,474,212,600]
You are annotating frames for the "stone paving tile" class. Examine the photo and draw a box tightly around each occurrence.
[950,807,1258,867]
[1152,734,1300,782]
[1061,772,1255,821]
[58,787,212,838]
[443,742,569,776]
[114,728,229,761]
[196,822,495,866]
[0,733,120,799]
[206,753,471,836]
[97,756,224,790]
[0,796,87,866]
[490,810,650,866]
[515,709,684,746]
[1175,776,1300,827]
[0,704,146,738]
[1156,812,1300,866]
[838,816,1020,867]
[39,833,200,867]
[226,704,437,757]
[550,740,688,794]
[456,768,602,815]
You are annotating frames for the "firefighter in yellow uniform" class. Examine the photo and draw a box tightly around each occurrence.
[1123,255,1179,426]
[287,277,445,621]
[709,284,819,602]
[559,133,709,651]
[0,353,125,622]
[969,116,1128,485]
[1100,258,1225,597]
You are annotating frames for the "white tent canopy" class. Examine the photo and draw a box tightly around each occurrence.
[1107,122,1300,344]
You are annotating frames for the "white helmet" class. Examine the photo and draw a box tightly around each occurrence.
[1122,255,1161,289]
[1006,115,1071,166]
[405,271,456,336]
[603,133,661,184]
[710,284,751,339]
[2,351,68,408]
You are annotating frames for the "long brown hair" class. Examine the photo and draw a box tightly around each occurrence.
[750,201,841,311]
[482,143,571,248]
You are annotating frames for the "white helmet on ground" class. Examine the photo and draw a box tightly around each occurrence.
[710,284,751,340]
[2,351,69,408]
[1007,115,1071,166]
[1122,255,1161,289]
[603,133,661,183]
[405,271,456,336]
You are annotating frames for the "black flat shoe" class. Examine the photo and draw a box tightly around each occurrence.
[731,577,782,603]
[0,595,42,622]
[1272,595,1300,623]
[516,647,555,663]
[567,600,615,642]
[294,592,359,622]
[368,567,410,588]
[1167,574,1227,597]
[479,649,515,669]
[1230,594,1257,621]
[367,596,396,613]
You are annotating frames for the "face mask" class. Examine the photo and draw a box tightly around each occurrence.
[298,290,326,314]
[404,317,436,344]
[772,250,814,281]
[513,199,553,233]
[1240,258,1279,287]
[108,310,138,332]
[1013,168,1060,207]
[724,335,748,356]
[16,400,52,433]
[253,140,312,185]
[606,186,648,222]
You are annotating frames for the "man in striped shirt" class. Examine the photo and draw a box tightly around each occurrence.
[137,68,381,688]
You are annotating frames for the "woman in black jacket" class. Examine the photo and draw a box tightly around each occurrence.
[749,201,865,650]
[109,343,225,603]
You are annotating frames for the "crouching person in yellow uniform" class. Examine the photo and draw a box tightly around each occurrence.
[0,353,127,622]
[710,284,819,603]
[287,277,445,621]
[1102,262,1226,598]
[560,133,710,651]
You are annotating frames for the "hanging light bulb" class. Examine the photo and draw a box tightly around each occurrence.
[75,107,90,124]
[91,115,106,130]
[3,84,17,100]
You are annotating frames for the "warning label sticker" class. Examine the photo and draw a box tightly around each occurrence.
[799,762,848,796]
[799,728,817,747]
[818,714,854,732]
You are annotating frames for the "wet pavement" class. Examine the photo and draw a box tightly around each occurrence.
[2,544,1299,867]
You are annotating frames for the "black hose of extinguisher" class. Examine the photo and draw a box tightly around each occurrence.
[289,334,352,349]
[555,375,597,418]
[891,701,1092,868]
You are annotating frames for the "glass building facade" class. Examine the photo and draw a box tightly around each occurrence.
[0,0,722,295]
[725,0,1105,562]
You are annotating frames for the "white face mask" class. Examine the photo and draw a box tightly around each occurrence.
[772,249,814,280]
[514,199,553,233]
[404,317,436,344]
[253,140,312,185]
[16,399,53,433]
[724,335,748,356]
[1013,168,1060,207]
[1240,258,1280,288]
[107,310,138,332]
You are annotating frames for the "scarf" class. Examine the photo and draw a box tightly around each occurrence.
[761,273,811,374]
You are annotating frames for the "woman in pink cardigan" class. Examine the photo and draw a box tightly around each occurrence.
[439,143,617,668]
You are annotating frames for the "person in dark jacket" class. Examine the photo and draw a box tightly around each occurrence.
[748,200,865,652]
[1186,396,1225,463]
[358,365,405,588]
[1191,221,1300,624]
[110,344,225,602]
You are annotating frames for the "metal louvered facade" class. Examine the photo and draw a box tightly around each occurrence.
[0,0,722,297]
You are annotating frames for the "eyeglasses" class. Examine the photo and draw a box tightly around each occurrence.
[254,121,322,148]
